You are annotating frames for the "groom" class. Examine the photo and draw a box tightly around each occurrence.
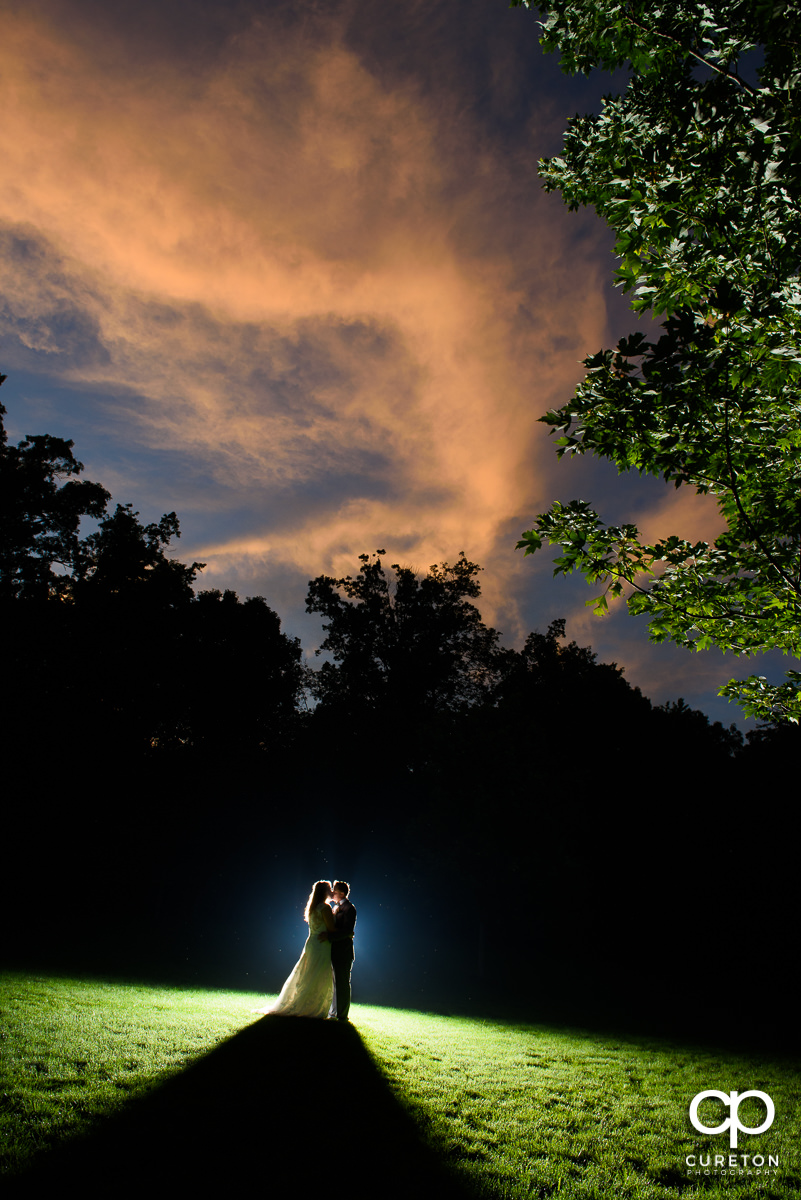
[318,879,356,1021]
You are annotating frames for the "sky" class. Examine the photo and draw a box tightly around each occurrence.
[0,0,787,730]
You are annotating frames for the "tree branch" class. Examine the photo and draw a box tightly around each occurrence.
[624,9,758,97]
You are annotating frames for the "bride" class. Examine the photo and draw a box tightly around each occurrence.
[256,880,336,1018]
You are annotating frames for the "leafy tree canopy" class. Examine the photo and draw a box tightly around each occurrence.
[149,588,305,753]
[1,384,301,759]
[76,503,203,609]
[0,388,110,600]
[0,384,204,606]
[513,0,801,722]
[306,550,502,722]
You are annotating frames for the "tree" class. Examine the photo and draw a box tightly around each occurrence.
[0,384,110,600]
[1,384,304,759]
[75,503,203,609]
[166,588,305,753]
[513,0,801,722]
[305,550,502,731]
[0,378,205,608]
[462,616,741,797]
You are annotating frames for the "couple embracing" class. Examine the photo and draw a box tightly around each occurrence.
[257,879,356,1021]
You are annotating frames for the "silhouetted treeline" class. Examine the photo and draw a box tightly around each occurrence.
[1,395,305,763]
[3,389,798,1041]
[0,391,766,775]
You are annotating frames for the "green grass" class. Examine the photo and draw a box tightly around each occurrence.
[2,972,799,1197]
[356,1006,801,1197]
[0,972,259,1176]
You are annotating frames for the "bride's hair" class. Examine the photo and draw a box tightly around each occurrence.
[304,879,331,923]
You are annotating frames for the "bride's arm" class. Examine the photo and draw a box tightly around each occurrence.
[320,905,336,934]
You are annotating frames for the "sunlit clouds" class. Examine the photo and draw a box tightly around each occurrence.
[0,0,737,713]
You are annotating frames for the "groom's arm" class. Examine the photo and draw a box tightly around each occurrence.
[318,903,356,942]
[329,904,356,941]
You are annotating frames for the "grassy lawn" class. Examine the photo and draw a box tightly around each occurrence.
[1,972,799,1197]
[0,972,258,1177]
[356,1006,801,1197]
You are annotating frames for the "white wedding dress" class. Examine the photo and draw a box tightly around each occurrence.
[257,902,333,1018]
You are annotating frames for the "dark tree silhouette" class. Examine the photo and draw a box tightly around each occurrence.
[0,389,110,601]
[163,588,305,754]
[306,550,503,754]
[1,386,301,764]
[493,617,641,719]
[75,503,203,607]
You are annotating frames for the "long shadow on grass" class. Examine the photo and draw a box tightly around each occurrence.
[9,1016,477,1198]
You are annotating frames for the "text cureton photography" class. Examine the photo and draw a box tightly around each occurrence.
[685,1089,782,1179]
[685,1153,779,1179]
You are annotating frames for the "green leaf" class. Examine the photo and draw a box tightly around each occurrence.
[516,0,801,725]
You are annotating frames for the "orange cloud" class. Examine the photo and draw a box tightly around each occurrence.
[0,3,665,651]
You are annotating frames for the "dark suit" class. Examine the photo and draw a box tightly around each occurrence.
[329,898,356,1021]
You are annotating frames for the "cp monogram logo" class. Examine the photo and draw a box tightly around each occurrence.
[689,1090,775,1149]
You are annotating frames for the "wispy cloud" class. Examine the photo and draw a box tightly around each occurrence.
[0,0,745,712]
